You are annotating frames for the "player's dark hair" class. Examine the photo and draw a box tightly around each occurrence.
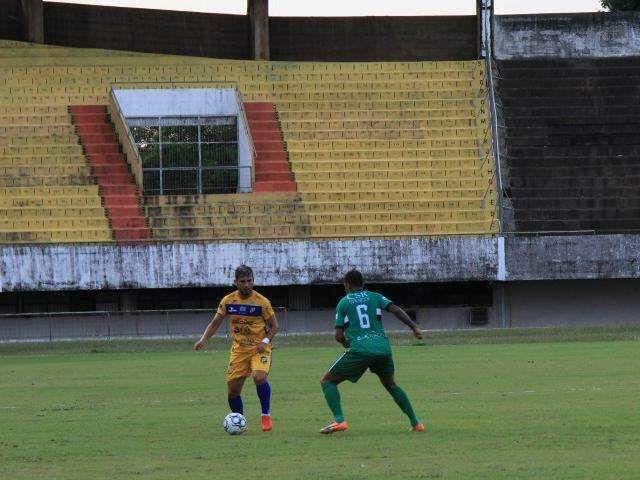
[235,264,254,279]
[344,269,364,287]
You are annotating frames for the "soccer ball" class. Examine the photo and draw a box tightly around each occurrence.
[223,412,247,435]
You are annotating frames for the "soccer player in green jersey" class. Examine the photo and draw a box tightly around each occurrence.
[320,269,425,434]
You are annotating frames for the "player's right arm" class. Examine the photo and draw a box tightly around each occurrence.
[194,312,226,350]
[334,327,350,349]
[388,304,423,340]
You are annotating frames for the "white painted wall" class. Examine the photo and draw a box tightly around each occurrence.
[113,88,252,192]
[0,237,497,291]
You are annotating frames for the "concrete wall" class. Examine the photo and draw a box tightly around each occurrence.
[495,12,640,59]
[0,0,20,40]
[505,279,640,327]
[3,234,640,291]
[505,234,640,281]
[19,3,479,61]
[43,3,250,59]
[270,16,478,61]
[0,237,498,292]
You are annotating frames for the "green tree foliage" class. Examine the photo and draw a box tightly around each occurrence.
[601,0,640,10]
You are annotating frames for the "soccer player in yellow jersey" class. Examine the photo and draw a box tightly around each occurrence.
[194,265,278,432]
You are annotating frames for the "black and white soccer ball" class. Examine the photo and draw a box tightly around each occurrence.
[223,412,247,435]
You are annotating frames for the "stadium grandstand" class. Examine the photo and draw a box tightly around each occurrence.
[0,1,639,341]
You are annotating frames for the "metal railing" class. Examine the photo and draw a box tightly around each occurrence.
[234,87,257,186]
[481,0,508,233]
[142,165,253,195]
[0,307,288,343]
[108,88,144,192]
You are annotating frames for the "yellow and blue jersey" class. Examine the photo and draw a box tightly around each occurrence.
[217,290,275,350]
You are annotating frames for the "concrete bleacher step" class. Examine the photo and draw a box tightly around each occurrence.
[279,118,480,130]
[509,187,640,199]
[0,229,113,243]
[516,208,640,221]
[506,133,640,147]
[0,174,96,187]
[299,188,490,202]
[507,145,640,158]
[0,196,104,208]
[147,220,495,240]
[0,206,107,218]
[515,219,640,233]
[497,57,640,72]
[509,165,640,178]
[0,217,109,230]
[147,209,492,228]
[502,106,640,119]
[499,75,640,90]
[501,95,635,108]
[504,115,640,127]
[0,165,92,176]
[499,85,640,99]
[278,109,484,121]
[510,176,640,189]
[506,124,640,138]
[511,197,640,210]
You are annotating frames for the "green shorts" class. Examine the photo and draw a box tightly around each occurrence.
[327,350,395,383]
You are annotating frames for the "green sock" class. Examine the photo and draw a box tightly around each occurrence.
[389,385,420,426]
[321,381,345,423]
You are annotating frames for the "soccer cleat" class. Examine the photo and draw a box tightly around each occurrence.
[261,415,273,432]
[411,422,425,432]
[319,421,349,434]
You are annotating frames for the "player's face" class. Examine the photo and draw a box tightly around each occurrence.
[235,275,254,296]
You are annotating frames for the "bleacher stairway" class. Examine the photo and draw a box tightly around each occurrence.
[498,58,640,233]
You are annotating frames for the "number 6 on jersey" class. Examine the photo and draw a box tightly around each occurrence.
[356,304,370,328]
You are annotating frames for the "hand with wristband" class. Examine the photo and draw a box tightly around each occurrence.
[256,336,270,353]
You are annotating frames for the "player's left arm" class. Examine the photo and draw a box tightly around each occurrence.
[387,303,422,340]
[257,313,278,353]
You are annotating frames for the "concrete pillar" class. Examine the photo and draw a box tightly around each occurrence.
[477,0,495,59]
[20,0,44,43]
[476,0,483,58]
[247,0,270,60]
[491,283,510,328]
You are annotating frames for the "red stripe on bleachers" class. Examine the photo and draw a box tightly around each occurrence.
[70,105,153,243]
[244,102,297,193]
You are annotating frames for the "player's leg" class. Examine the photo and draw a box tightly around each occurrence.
[319,351,367,433]
[320,371,348,433]
[226,349,252,414]
[227,377,247,414]
[251,351,273,431]
[372,355,423,431]
[377,373,423,431]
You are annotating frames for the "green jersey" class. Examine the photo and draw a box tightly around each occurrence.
[335,289,393,355]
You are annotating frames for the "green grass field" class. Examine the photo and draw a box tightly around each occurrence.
[1,327,639,479]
